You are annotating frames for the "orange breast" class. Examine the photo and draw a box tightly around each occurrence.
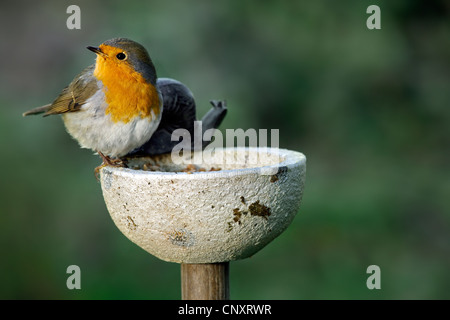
[93,54,160,123]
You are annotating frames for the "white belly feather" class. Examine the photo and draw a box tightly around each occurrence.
[62,86,162,158]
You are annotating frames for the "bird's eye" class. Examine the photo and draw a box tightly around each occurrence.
[116,52,127,60]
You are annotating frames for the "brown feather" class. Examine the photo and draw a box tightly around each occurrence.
[22,104,52,116]
[23,65,98,117]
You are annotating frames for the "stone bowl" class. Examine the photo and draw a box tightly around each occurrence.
[100,147,306,263]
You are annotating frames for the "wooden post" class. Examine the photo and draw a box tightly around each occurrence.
[181,262,230,300]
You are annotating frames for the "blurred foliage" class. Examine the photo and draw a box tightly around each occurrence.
[0,0,449,299]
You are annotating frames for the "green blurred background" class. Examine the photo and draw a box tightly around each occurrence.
[1,0,449,299]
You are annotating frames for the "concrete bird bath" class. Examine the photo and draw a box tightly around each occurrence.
[99,147,306,299]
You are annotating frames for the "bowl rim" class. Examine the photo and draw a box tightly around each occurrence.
[101,147,306,180]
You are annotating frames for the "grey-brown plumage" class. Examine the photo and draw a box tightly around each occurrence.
[23,65,98,117]
[24,75,227,157]
[23,37,227,159]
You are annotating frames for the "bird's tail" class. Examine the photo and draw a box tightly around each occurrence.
[22,104,52,117]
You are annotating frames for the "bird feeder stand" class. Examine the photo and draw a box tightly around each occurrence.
[181,263,229,300]
[99,147,306,299]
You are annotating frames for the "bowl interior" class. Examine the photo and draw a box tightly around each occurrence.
[125,147,287,173]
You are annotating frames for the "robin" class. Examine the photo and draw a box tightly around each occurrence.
[23,38,227,173]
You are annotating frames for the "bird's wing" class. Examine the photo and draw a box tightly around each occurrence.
[126,78,197,156]
[23,65,98,117]
[127,78,227,157]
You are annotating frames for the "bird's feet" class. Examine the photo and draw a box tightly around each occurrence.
[95,151,128,180]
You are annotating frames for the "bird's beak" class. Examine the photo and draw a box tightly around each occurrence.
[87,46,106,57]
